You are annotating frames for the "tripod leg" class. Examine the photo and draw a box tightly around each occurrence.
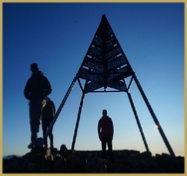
[43,77,77,146]
[133,74,175,157]
[127,92,150,152]
[71,91,85,151]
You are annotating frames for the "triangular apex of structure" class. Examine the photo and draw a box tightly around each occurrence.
[77,14,134,93]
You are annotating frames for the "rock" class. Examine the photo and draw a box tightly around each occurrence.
[155,153,184,173]
[140,151,152,159]
[111,161,132,173]
[53,156,66,173]
[60,144,72,158]
[85,158,107,173]
[3,148,184,173]
[65,154,86,173]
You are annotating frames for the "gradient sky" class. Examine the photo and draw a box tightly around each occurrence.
[2,2,184,157]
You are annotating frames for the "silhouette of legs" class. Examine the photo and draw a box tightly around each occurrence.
[101,137,114,163]
[101,138,107,159]
[29,101,42,148]
[42,120,54,149]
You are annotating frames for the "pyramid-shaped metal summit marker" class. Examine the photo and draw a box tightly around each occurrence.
[44,14,175,157]
[77,14,134,93]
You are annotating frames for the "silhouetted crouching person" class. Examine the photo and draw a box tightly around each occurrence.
[41,97,56,149]
[24,63,52,149]
[98,109,114,163]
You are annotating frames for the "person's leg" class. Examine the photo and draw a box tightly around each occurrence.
[42,121,48,148]
[48,125,54,149]
[29,118,37,148]
[29,101,42,148]
[107,138,114,163]
[101,138,107,159]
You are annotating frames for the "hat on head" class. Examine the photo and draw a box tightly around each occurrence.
[30,63,39,72]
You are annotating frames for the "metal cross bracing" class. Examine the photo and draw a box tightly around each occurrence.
[44,14,175,157]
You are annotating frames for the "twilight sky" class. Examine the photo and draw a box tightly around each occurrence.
[2,2,184,157]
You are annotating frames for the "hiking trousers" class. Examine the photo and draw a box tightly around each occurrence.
[101,137,114,163]
[29,99,43,144]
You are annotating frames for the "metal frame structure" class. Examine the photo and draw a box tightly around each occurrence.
[44,15,175,157]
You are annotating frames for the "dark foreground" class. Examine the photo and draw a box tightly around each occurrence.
[3,145,184,173]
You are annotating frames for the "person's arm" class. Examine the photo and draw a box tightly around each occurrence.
[110,119,114,140]
[98,120,102,141]
[24,79,31,100]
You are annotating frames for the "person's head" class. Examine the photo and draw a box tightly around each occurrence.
[30,63,39,72]
[102,109,107,116]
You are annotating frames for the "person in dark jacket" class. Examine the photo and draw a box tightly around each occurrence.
[41,97,55,149]
[98,109,114,163]
[24,63,52,149]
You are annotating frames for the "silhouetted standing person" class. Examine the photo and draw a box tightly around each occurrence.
[24,63,52,149]
[41,96,55,149]
[98,109,114,163]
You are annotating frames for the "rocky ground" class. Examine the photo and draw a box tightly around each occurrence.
[3,145,184,173]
